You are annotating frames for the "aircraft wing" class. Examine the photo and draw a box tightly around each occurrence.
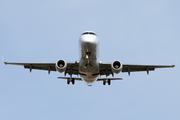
[99,62,175,75]
[4,61,79,75]
[122,64,175,72]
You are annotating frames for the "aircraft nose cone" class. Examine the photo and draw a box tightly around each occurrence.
[80,35,98,44]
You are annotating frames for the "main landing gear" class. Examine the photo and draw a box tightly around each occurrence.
[103,79,111,85]
[67,78,75,85]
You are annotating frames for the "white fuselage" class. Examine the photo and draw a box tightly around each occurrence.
[79,32,99,86]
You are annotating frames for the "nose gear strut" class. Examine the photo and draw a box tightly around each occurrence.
[85,52,92,66]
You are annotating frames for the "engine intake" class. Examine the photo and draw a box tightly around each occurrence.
[111,60,123,74]
[56,59,67,73]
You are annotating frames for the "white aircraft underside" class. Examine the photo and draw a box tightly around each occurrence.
[79,32,99,85]
[4,31,175,86]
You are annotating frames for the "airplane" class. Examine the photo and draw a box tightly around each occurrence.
[4,31,175,86]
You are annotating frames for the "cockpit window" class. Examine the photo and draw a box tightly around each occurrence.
[82,32,97,36]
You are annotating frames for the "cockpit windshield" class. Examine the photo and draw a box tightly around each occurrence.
[82,32,97,36]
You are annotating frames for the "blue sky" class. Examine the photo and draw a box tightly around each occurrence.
[0,0,179,120]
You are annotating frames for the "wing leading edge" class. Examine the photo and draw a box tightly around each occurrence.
[99,62,175,76]
[4,61,79,75]
[122,64,175,75]
[4,62,56,73]
[4,61,175,75]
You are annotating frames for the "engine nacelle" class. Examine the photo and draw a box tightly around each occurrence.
[56,59,67,73]
[111,60,123,74]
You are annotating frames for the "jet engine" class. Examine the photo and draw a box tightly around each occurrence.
[56,59,67,73]
[111,60,123,74]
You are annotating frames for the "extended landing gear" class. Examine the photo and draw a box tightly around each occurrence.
[103,79,111,85]
[85,52,92,66]
[72,79,75,85]
[67,79,70,84]
[67,78,75,85]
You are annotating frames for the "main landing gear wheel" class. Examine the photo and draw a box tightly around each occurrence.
[103,79,111,85]
[67,79,70,84]
[108,79,111,85]
[67,78,75,85]
[72,78,75,85]
[103,80,106,85]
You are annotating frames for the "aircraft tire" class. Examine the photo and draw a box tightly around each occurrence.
[103,80,106,85]
[67,79,70,84]
[108,79,111,85]
[72,78,75,85]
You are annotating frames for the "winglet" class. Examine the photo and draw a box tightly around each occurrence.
[174,59,178,67]
[2,56,7,64]
[172,59,178,68]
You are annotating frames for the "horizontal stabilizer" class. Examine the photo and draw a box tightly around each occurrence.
[97,78,123,81]
[57,77,82,81]
[58,77,123,81]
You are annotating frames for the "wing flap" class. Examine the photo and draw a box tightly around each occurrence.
[122,64,175,72]
[4,62,56,71]
[99,62,175,74]
[24,65,56,71]
[4,61,80,74]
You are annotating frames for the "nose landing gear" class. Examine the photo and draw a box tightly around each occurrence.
[85,52,92,66]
